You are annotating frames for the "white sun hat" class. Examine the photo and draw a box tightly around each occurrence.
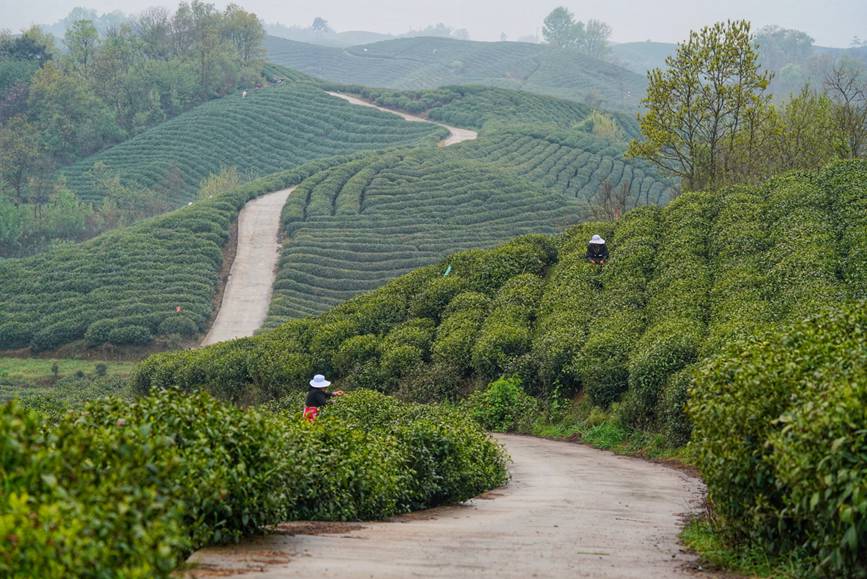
[589,234,606,244]
[310,374,331,388]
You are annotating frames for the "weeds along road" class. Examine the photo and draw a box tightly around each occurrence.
[186,434,706,578]
[200,93,477,346]
[201,187,295,346]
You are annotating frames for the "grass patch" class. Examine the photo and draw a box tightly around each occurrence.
[0,357,135,386]
[681,517,812,578]
[528,399,691,464]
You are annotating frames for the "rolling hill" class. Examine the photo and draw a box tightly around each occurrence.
[60,76,445,209]
[135,159,866,412]
[262,86,675,324]
[264,35,647,112]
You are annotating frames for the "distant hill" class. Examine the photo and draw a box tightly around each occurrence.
[264,36,647,112]
[610,42,675,75]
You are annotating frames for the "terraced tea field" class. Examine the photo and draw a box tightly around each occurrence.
[262,88,674,325]
[61,81,445,208]
[265,36,647,112]
[264,150,580,325]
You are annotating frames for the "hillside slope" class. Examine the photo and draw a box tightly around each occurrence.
[135,160,866,415]
[60,79,444,208]
[0,159,350,353]
[261,87,674,324]
[264,36,646,112]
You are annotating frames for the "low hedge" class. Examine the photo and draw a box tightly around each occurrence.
[689,302,866,577]
[1,389,507,577]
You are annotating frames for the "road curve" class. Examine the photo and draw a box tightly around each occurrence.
[326,91,478,147]
[201,187,294,346]
[186,434,705,578]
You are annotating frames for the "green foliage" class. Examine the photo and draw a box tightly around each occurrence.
[628,20,771,190]
[0,389,507,576]
[689,303,866,576]
[465,376,538,432]
[0,159,349,351]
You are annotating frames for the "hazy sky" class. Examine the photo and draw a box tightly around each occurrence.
[2,0,865,47]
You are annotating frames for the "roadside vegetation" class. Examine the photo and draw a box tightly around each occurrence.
[1,389,507,576]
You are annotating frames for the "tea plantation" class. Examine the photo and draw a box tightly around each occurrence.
[262,101,674,324]
[136,160,866,575]
[328,84,639,135]
[60,79,445,208]
[264,35,647,112]
[0,158,355,353]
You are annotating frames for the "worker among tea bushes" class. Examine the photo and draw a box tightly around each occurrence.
[303,374,344,422]
[586,234,609,265]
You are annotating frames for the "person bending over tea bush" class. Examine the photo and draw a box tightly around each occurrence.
[586,234,609,265]
[304,374,344,421]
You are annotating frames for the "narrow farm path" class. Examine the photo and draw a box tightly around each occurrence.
[186,434,706,578]
[326,91,478,146]
[201,187,295,346]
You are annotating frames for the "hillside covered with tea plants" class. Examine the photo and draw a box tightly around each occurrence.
[136,160,866,574]
[0,78,674,352]
[0,159,349,353]
[265,35,646,112]
[262,84,674,323]
[60,76,444,209]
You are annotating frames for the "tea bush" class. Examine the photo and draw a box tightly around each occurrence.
[1,389,507,577]
[689,302,866,576]
[465,376,538,432]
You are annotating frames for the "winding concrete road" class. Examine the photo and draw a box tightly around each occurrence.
[186,434,705,578]
[326,91,478,146]
[201,93,476,347]
[201,187,294,346]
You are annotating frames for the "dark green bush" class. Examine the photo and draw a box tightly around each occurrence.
[158,315,199,338]
[1,389,507,577]
[689,302,866,576]
[107,325,154,346]
[465,376,538,432]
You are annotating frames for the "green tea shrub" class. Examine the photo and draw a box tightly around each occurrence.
[576,206,659,407]
[622,192,715,427]
[394,362,465,403]
[107,325,153,345]
[471,274,545,380]
[465,376,538,432]
[532,222,605,394]
[157,315,199,337]
[816,160,867,298]
[689,302,866,576]
[1,389,508,576]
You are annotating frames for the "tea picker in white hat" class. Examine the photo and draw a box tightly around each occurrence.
[303,374,344,422]
[586,234,609,265]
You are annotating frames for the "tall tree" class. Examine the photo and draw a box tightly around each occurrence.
[825,61,867,158]
[224,4,264,66]
[542,7,580,49]
[583,19,612,59]
[311,17,332,34]
[0,116,42,204]
[627,20,771,191]
[65,19,100,76]
[135,7,173,60]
